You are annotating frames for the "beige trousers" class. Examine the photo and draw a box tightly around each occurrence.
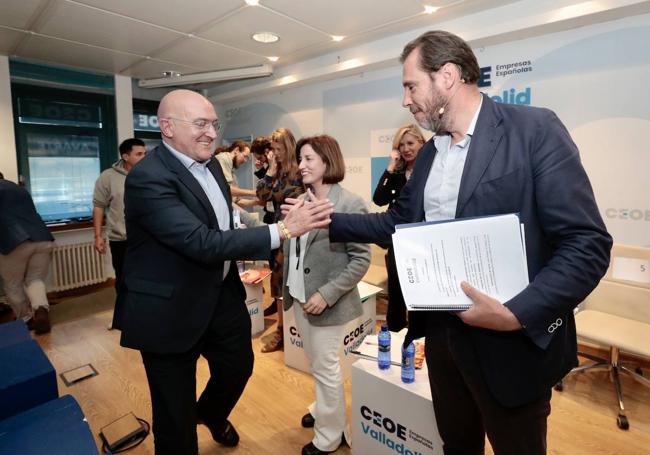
[0,240,54,320]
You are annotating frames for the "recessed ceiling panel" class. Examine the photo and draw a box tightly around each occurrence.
[75,0,245,33]
[19,34,141,74]
[155,37,266,71]
[199,7,325,55]
[125,58,201,80]
[0,28,26,54]
[0,0,44,28]
[263,0,426,36]
[38,1,182,56]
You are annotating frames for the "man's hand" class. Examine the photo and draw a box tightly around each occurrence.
[303,292,327,315]
[94,236,106,254]
[457,281,522,331]
[279,193,333,239]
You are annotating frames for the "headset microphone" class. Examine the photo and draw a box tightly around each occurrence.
[437,78,465,119]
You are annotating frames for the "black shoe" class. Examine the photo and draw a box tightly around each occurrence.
[301,434,346,455]
[32,307,51,335]
[202,419,239,447]
[302,442,332,455]
[263,302,278,316]
[301,412,315,428]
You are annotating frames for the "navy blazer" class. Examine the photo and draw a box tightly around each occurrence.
[0,180,53,255]
[331,95,612,406]
[117,145,271,354]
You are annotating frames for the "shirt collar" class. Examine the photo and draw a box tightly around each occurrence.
[163,140,210,169]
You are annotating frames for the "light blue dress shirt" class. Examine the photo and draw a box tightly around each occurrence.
[423,97,483,222]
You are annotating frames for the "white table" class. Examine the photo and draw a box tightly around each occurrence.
[350,334,443,455]
[283,282,382,378]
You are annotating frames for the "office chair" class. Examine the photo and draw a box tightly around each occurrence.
[555,243,650,430]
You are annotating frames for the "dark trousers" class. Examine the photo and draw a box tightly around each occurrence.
[385,247,408,331]
[141,295,254,455]
[425,314,550,455]
[109,240,127,296]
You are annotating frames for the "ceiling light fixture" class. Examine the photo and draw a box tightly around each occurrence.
[267,56,279,62]
[331,35,345,42]
[423,5,440,14]
[139,64,273,88]
[244,0,259,6]
[252,32,280,43]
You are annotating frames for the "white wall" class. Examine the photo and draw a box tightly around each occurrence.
[0,56,17,182]
[214,12,650,247]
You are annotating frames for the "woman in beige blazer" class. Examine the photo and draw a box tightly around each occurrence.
[283,135,370,455]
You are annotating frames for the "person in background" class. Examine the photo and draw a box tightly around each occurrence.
[116,89,332,455]
[251,135,280,316]
[285,135,370,455]
[0,174,55,334]
[372,124,425,331]
[318,30,612,454]
[256,127,304,352]
[251,136,272,184]
[93,138,147,329]
[215,141,259,208]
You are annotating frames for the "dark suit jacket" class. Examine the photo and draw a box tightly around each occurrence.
[0,180,53,255]
[331,95,612,407]
[117,145,271,354]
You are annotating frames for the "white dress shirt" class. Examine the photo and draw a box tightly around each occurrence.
[423,97,483,222]
[287,235,309,303]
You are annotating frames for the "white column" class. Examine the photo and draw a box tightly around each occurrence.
[0,56,18,182]
[114,74,134,146]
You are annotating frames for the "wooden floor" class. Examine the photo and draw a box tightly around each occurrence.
[29,287,650,454]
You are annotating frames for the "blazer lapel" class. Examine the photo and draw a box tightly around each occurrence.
[413,140,437,222]
[156,145,219,227]
[207,158,234,229]
[455,94,503,216]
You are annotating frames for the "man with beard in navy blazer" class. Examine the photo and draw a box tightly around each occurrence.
[117,89,332,455]
[326,31,612,454]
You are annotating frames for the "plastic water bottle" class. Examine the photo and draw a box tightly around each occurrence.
[401,342,415,383]
[378,325,391,370]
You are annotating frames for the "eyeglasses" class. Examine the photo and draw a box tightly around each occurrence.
[165,117,222,132]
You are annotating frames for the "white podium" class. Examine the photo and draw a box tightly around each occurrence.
[350,336,443,454]
[283,282,382,378]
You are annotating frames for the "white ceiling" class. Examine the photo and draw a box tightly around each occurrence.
[0,0,517,84]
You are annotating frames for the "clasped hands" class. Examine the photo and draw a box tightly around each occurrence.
[278,189,333,240]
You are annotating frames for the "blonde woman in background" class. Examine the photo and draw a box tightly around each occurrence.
[372,124,425,331]
[256,128,304,352]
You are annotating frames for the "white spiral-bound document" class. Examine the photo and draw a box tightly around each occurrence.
[392,213,529,311]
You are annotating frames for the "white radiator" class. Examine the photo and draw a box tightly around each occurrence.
[51,242,106,291]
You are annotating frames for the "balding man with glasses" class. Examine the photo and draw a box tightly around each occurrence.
[116,89,333,455]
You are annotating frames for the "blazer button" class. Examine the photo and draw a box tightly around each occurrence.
[304,267,311,274]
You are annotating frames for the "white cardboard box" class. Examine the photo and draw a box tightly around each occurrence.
[243,282,264,336]
[283,282,382,378]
